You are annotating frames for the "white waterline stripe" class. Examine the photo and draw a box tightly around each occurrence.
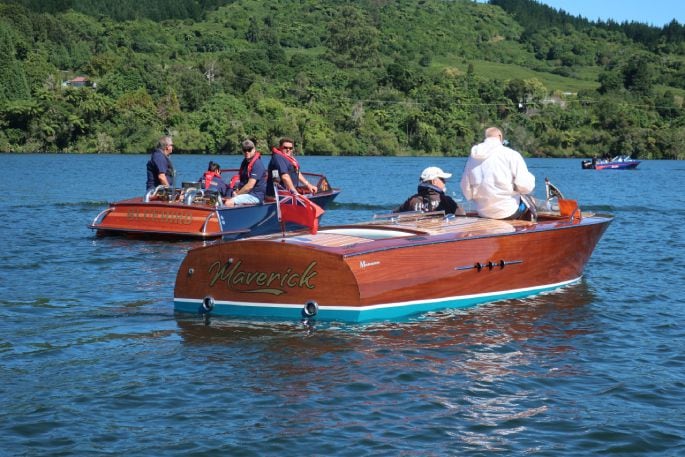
[175,276,580,311]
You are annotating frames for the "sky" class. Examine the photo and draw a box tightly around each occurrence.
[479,0,683,27]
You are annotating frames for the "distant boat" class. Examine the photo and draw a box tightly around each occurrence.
[174,181,612,323]
[88,171,340,240]
[582,155,641,170]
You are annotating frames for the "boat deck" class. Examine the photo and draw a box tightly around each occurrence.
[252,211,576,249]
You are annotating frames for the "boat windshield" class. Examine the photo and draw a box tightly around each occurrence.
[318,228,416,240]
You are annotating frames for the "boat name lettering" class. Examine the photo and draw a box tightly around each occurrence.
[359,260,380,268]
[127,208,193,225]
[208,259,318,294]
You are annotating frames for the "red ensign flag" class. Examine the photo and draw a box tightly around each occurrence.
[277,190,325,234]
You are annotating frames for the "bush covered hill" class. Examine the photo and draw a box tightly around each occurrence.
[1,0,684,158]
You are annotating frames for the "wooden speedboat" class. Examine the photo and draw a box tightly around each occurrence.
[174,188,612,322]
[89,171,339,240]
[581,155,640,170]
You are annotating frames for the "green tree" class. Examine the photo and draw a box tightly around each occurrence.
[325,5,380,69]
[0,25,30,102]
[622,55,656,96]
[598,68,623,94]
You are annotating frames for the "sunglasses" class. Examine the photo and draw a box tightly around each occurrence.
[282,146,293,150]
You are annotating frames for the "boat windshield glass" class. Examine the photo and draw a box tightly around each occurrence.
[319,228,415,240]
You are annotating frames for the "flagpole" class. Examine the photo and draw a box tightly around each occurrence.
[272,170,286,238]
[272,169,324,236]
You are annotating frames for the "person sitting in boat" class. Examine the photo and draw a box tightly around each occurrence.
[199,161,230,197]
[460,127,535,220]
[223,140,267,207]
[266,137,318,197]
[146,135,175,191]
[396,166,463,215]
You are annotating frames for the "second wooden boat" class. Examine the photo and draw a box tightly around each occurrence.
[89,171,339,240]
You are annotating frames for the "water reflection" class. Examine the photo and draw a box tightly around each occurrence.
[176,281,595,349]
[176,281,595,351]
[174,282,597,386]
[173,282,597,451]
[90,235,213,251]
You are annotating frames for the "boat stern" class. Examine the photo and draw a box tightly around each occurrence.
[174,239,361,320]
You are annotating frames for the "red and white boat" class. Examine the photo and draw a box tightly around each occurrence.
[88,171,340,240]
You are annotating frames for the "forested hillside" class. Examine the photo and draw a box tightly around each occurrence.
[1,0,683,158]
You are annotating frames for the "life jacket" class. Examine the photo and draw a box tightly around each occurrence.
[229,152,262,191]
[409,193,441,212]
[398,183,459,214]
[202,171,222,190]
[271,147,300,173]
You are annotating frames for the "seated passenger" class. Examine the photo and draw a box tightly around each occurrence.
[460,127,535,220]
[397,166,463,215]
[199,161,230,197]
[266,137,317,196]
[224,140,267,207]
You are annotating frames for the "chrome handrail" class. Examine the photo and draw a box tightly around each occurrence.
[144,185,168,202]
[200,211,219,234]
[90,207,114,226]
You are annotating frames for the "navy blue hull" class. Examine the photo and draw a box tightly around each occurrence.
[218,191,340,239]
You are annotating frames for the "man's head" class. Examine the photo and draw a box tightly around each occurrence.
[207,161,221,173]
[158,136,174,155]
[242,139,256,157]
[420,166,451,190]
[485,127,503,143]
[279,137,295,155]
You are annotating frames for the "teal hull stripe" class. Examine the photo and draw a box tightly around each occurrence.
[174,277,581,322]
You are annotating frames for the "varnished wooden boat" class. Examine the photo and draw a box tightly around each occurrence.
[88,171,339,240]
[174,197,612,322]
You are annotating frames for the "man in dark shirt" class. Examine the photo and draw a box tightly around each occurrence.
[146,136,175,191]
[224,139,268,207]
[266,137,317,197]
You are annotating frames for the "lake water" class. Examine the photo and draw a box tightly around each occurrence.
[1,154,684,456]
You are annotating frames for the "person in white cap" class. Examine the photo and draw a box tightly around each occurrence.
[460,127,535,219]
[397,166,462,214]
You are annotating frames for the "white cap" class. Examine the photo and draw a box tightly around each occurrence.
[420,166,452,182]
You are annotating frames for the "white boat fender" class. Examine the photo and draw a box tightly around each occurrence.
[200,296,215,314]
[302,300,319,317]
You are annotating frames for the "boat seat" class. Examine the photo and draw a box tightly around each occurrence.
[200,190,222,206]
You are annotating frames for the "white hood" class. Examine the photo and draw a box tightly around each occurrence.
[469,137,501,161]
[460,138,536,219]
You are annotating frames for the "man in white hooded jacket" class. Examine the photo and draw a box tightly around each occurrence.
[460,127,535,219]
